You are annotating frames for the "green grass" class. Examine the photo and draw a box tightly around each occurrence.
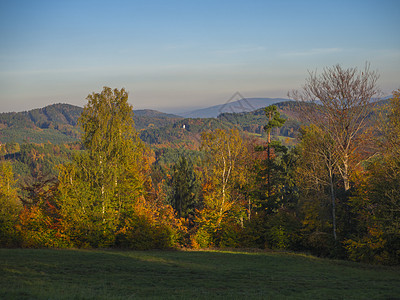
[0,249,399,299]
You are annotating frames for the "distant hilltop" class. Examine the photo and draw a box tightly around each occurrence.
[178,97,291,118]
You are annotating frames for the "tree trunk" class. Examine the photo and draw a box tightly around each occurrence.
[218,185,225,226]
[329,172,337,241]
[248,197,251,221]
[267,143,271,199]
[342,154,350,191]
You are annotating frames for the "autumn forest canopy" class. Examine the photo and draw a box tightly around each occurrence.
[1,64,399,265]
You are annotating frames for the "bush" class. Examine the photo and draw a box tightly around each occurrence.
[115,205,181,250]
[192,226,213,249]
[17,206,71,248]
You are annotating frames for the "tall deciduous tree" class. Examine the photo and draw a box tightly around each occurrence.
[297,125,339,240]
[58,87,151,246]
[0,162,21,246]
[346,90,400,263]
[289,63,380,191]
[200,129,247,226]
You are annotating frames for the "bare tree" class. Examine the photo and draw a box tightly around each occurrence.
[289,63,381,191]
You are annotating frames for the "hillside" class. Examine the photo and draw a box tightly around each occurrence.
[179,97,291,118]
[0,104,181,144]
[0,103,82,144]
[217,101,301,137]
[0,100,308,146]
[1,98,389,146]
[0,101,299,145]
[139,100,302,146]
[132,109,182,130]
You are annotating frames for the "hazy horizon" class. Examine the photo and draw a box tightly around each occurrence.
[1,0,399,113]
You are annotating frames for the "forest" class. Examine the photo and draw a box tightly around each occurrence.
[0,64,399,265]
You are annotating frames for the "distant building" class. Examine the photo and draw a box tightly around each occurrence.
[182,124,186,129]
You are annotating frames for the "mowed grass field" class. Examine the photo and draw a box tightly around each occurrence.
[1,249,399,299]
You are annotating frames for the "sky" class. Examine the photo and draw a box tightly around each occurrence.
[0,0,399,113]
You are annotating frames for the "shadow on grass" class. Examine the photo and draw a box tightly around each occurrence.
[1,248,399,299]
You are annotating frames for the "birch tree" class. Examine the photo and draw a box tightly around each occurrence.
[289,63,380,191]
[58,87,150,246]
[0,162,21,246]
[298,125,340,240]
[200,129,247,226]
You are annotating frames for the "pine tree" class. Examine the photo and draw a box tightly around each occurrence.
[170,155,199,220]
[264,105,286,199]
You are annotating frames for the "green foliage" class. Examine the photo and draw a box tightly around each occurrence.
[264,209,302,250]
[200,129,247,227]
[115,215,174,250]
[0,162,22,247]
[214,221,245,248]
[58,87,152,247]
[192,226,214,248]
[132,109,182,130]
[0,103,82,144]
[53,87,185,250]
[250,142,299,214]
[1,142,81,184]
[170,155,200,219]
[264,105,286,142]
[218,102,300,139]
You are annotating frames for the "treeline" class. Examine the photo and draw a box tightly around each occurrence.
[0,66,399,265]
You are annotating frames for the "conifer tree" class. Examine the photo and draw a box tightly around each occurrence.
[170,155,199,220]
[264,105,286,199]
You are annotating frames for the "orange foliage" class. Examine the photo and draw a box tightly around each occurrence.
[17,205,71,248]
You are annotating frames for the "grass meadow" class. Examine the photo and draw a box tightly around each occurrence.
[1,248,399,299]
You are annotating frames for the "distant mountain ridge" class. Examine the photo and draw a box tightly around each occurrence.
[132,109,182,119]
[178,97,291,118]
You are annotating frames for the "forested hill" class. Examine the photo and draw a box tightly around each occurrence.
[0,104,182,144]
[0,103,82,129]
[0,99,389,145]
[0,101,300,145]
[139,101,302,146]
[0,104,83,144]
[131,109,182,130]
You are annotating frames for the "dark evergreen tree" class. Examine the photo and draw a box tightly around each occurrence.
[264,105,286,199]
[170,155,199,221]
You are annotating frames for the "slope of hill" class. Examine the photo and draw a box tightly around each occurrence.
[0,103,83,144]
[133,110,181,118]
[217,101,301,138]
[139,101,302,146]
[178,97,291,118]
[132,109,182,130]
[1,98,389,146]
[0,104,182,144]
[0,101,301,145]
[0,103,82,129]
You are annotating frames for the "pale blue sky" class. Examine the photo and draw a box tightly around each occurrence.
[0,0,399,113]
